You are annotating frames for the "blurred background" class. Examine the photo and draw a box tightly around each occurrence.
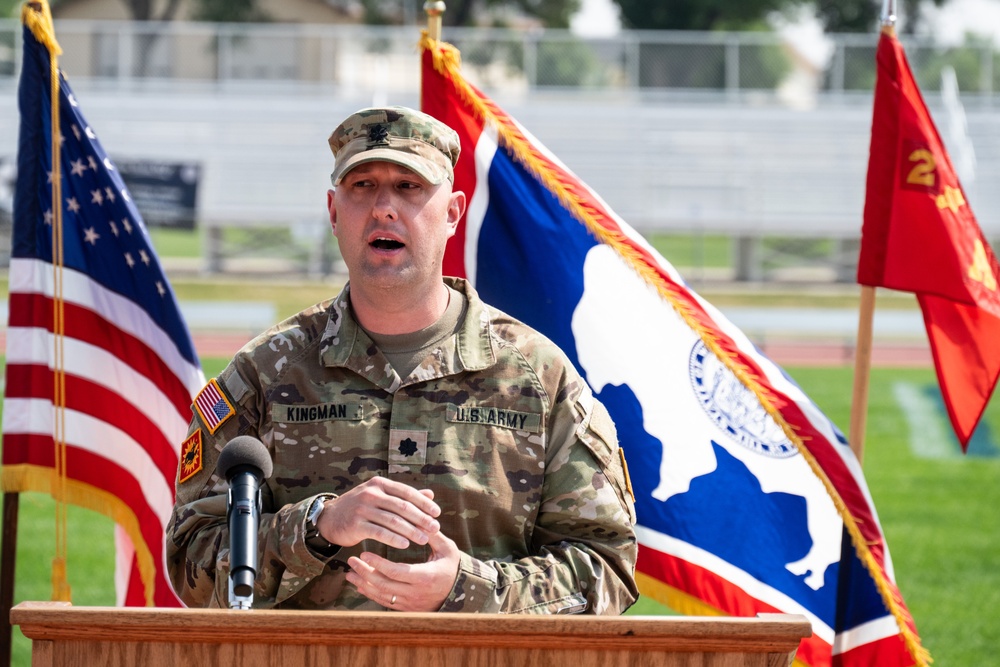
[1,0,998,287]
[4,5,1000,666]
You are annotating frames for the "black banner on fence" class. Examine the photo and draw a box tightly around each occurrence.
[118,160,201,230]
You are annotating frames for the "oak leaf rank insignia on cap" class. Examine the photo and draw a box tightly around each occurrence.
[193,378,235,434]
[328,106,461,186]
[367,123,390,146]
[178,430,203,484]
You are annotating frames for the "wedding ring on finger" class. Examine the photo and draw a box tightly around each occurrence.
[390,595,397,605]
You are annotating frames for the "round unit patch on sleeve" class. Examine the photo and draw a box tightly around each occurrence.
[178,429,204,484]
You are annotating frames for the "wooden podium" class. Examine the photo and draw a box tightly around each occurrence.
[12,601,810,666]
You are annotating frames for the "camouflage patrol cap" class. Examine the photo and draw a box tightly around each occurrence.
[328,106,461,186]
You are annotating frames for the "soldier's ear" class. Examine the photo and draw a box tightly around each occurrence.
[328,189,338,236]
[446,190,465,238]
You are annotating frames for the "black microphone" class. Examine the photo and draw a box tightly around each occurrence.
[216,435,273,608]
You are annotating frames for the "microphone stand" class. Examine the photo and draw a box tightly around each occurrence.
[226,466,263,610]
[217,435,273,611]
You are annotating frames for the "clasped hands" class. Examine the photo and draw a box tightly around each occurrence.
[313,476,460,611]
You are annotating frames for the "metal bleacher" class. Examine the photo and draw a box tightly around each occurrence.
[2,21,999,279]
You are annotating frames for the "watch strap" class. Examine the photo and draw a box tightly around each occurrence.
[305,496,337,555]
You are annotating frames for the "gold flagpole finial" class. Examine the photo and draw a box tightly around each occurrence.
[22,0,62,55]
[424,1,445,41]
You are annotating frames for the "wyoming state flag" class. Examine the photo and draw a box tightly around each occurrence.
[421,35,927,667]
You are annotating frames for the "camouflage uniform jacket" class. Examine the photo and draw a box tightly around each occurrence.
[167,278,638,613]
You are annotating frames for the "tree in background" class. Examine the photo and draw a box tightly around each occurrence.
[812,0,877,32]
[113,0,183,21]
[612,0,797,31]
[356,0,579,28]
[814,0,946,34]
[102,0,270,74]
[613,0,948,35]
[47,0,269,22]
[611,0,796,88]
[191,0,270,23]
[103,0,184,77]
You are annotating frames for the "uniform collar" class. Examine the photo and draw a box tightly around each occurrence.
[318,277,496,390]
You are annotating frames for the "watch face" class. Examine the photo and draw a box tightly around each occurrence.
[305,497,336,553]
[308,498,325,525]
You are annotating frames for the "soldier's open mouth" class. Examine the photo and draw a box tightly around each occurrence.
[371,238,404,250]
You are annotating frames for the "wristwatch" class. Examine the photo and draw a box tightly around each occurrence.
[305,496,337,555]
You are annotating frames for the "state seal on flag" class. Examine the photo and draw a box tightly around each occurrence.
[688,340,796,458]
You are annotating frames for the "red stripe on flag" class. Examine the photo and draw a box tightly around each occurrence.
[0,433,58,469]
[4,363,180,484]
[638,544,829,667]
[4,435,180,606]
[122,552,147,607]
[421,46,484,280]
[8,291,195,419]
[3,436,167,533]
[833,633,916,667]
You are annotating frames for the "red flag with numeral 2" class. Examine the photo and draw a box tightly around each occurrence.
[859,29,1000,450]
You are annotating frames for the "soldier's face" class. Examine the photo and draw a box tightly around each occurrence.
[328,161,464,293]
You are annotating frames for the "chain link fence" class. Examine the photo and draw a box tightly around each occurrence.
[2,20,998,281]
[1,20,998,101]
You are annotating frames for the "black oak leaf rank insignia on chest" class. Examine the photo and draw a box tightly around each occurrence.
[388,429,427,467]
[398,437,419,457]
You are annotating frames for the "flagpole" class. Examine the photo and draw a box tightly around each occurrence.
[425,1,445,41]
[1,494,18,667]
[849,2,896,464]
[880,0,897,30]
[849,286,875,463]
[2,4,69,660]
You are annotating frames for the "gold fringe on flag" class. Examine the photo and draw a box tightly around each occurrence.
[420,32,930,667]
[2,464,159,606]
[21,1,62,56]
[636,573,810,667]
[24,0,71,603]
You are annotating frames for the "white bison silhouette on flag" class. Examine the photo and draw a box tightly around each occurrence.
[572,244,841,591]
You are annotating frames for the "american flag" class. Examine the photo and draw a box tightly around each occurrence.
[193,379,235,434]
[1,5,204,606]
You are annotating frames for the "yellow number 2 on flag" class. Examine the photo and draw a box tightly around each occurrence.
[906,148,936,187]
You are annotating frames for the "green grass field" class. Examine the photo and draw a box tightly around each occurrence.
[0,229,922,318]
[0,227,984,664]
[3,359,997,665]
[144,229,740,268]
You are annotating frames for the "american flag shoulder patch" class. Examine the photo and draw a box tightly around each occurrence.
[193,378,236,434]
[178,430,203,484]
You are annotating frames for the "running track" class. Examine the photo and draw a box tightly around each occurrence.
[0,331,933,368]
[191,334,933,367]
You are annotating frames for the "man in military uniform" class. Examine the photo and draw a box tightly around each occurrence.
[166,106,638,613]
